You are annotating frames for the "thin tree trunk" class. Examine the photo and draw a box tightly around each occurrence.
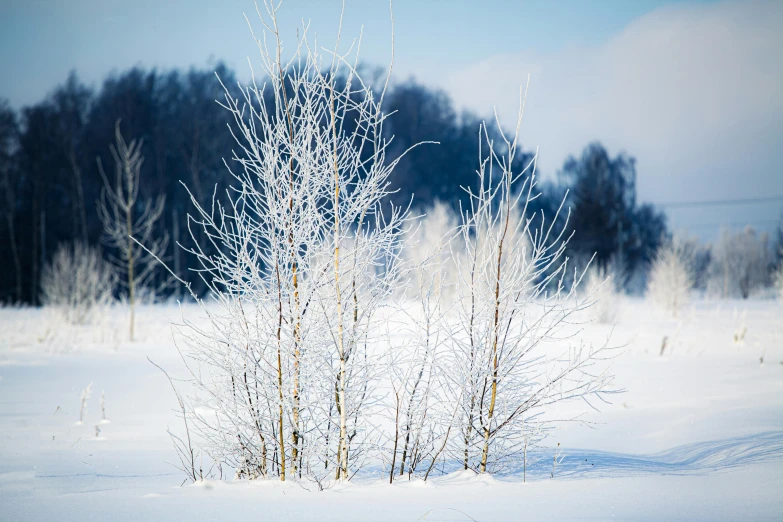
[424,422,452,482]
[274,259,286,481]
[464,225,480,470]
[2,189,22,302]
[275,55,302,475]
[172,208,181,279]
[277,346,286,481]
[126,195,135,342]
[330,91,348,481]
[40,209,46,302]
[400,349,427,476]
[390,391,400,483]
[31,179,40,305]
[338,339,347,480]
[480,174,511,474]
[289,187,301,474]
[68,150,88,243]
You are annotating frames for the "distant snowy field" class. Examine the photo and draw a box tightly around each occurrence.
[1,298,781,521]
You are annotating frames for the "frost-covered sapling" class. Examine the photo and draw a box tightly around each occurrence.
[582,265,618,324]
[647,237,694,317]
[164,0,417,483]
[389,236,451,482]
[773,264,783,301]
[446,82,615,474]
[40,242,115,325]
[78,382,92,425]
[551,442,563,479]
[402,201,458,298]
[707,227,770,299]
[99,391,110,424]
[97,121,170,341]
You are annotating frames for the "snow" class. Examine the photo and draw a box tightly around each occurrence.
[0,298,781,521]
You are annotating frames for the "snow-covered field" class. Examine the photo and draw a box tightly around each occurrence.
[1,298,781,521]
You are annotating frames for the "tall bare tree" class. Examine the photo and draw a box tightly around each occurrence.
[160,0,417,483]
[97,120,168,341]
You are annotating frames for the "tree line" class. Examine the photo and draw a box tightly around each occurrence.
[0,62,667,304]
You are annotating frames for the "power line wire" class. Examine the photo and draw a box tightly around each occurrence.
[658,195,783,209]
[675,218,780,230]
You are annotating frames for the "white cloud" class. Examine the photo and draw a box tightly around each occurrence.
[443,0,783,219]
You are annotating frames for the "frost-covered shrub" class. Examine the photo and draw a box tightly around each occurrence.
[774,265,783,301]
[647,237,693,317]
[41,241,115,324]
[403,200,457,298]
[446,109,614,475]
[667,236,711,291]
[707,227,770,299]
[169,1,414,483]
[157,0,614,484]
[97,122,169,341]
[583,266,618,324]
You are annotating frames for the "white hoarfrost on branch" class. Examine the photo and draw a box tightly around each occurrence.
[156,0,616,485]
[40,241,115,325]
[581,265,618,324]
[707,227,770,299]
[78,382,93,425]
[647,237,694,317]
[401,201,457,298]
[388,207,455,482]
[165,0,420,483]
[444,83,616,475]
[97,120,170,341]
[774,264,783,301]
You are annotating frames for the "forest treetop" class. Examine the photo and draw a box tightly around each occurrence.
[0,64,666,303]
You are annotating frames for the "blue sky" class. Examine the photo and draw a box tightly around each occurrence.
[0,0,690,106]
[1,0,781,239]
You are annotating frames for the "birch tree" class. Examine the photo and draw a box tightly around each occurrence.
[156,0,617,484]
[165,0,416,483]
[386,201,459,481]
[447,84,615,474]
[97,120,168,341]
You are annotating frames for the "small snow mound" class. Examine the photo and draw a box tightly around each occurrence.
[445,469,476,480]
[396,477,434,489]
[190,480,218,490]
[243,477,300,490]
[433,469,500,487]
[474,472,499,485]
[434,469,480,485]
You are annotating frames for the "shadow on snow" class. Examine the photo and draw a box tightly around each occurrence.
[519,431,783,480]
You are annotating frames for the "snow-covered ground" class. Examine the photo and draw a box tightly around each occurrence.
[1,298,781,521]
